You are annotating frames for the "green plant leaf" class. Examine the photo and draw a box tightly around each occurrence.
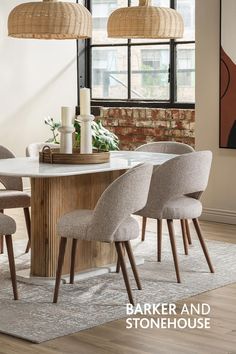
[44,116,119,151]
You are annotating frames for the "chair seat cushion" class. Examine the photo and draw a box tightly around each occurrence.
[57,209,139,242]
[136,196,202,220]
[112,216,139,242]
[162,196,202,220]
[0,213,16,235]
[0,190,31,209]
[57,210,93,240]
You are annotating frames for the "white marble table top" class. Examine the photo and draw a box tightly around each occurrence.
[0,151,177,178]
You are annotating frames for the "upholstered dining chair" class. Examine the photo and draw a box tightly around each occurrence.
[136,141,195,260]
[26,142,59,158]
[0,145,31,254]
[53,163,153,305]
[136,151,214,283]
[0,213,18,300]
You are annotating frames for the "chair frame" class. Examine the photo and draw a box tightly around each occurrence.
[53,163,153,304]
[134,151,214,283]
[136,141,194,257]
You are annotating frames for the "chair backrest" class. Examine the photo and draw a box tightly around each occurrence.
[136,141,199,199]
[26,143,60,158]
[88,163,153,242]
[136,141,194,154]
[0,145,23,191]
[142,151,212,218]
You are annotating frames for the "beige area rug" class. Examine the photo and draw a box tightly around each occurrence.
[0,229,236,343]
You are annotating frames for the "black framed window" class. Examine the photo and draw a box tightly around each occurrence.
[78,0,195,109]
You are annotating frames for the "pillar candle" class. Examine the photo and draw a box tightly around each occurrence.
[61,107,73,127]
[80,88,91,116]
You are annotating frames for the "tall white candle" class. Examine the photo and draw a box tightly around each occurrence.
[61,106,73,127]
[80,88,91,116]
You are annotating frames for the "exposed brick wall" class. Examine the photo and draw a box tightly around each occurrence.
[98,108,195,151]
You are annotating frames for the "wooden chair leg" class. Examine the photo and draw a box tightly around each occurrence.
[70,239,78,284]
[24,207,31,253]
[116,258,120,273]
[180,219,188,255]
[124,241,142,290]
[185,219,192,245]
[116,242,125,273]
[141,216,147,242]
[53,237,67,303]
[5,235,18,300]
[192,219,214,273]
[157,219,162,262]
[0,209,4,254]
[167,219,181,283]
[115,242,134,305]
[0,236,3,254]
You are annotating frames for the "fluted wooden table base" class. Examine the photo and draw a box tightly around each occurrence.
[30,171,125,277]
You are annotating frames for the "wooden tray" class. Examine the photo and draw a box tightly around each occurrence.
[39,146,110,165]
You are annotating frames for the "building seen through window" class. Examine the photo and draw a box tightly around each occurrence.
[89,0,195,105]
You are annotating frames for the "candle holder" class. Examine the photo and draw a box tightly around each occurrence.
[58,125,75,154]
[77,114,95,154]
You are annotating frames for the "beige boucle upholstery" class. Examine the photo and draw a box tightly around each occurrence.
[136,141,194,154]
[58,210,93,239]
[57,163,153,242]
[26,143,60,158]
[0,213,16,235]
[57,210,139,241]
[163,197,202,220]
[136,151,212,220]
[0,213,18,301]
[0,146,30,209]
[0,190,30,209]
[141,196,203,220]
[136,141,198,200]
[0,145,23,191]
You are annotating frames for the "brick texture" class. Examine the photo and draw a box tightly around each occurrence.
[98,108,195,150]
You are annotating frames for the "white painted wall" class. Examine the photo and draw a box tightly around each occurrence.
[0,0,77,156]
[1,0,236,222]
[196,0,236,224]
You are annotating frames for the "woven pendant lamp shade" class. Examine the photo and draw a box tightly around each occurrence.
[8,0,92,40]
[107,0,184,39]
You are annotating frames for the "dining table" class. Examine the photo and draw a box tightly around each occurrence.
[0,151,176,279]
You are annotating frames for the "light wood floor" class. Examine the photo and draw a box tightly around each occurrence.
[0,211,236,354]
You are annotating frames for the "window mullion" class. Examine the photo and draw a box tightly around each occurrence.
[171,0,177,104]
[127,0,131,99]
[169,40,176,104]
[173,42,177,103]
[128,41,131,100]
[170,0,176,9]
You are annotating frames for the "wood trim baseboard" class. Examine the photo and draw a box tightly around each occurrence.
[201,208,236,225]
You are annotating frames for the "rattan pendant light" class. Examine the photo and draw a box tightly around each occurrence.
[8,0,92,39]
[107,0,184,39]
